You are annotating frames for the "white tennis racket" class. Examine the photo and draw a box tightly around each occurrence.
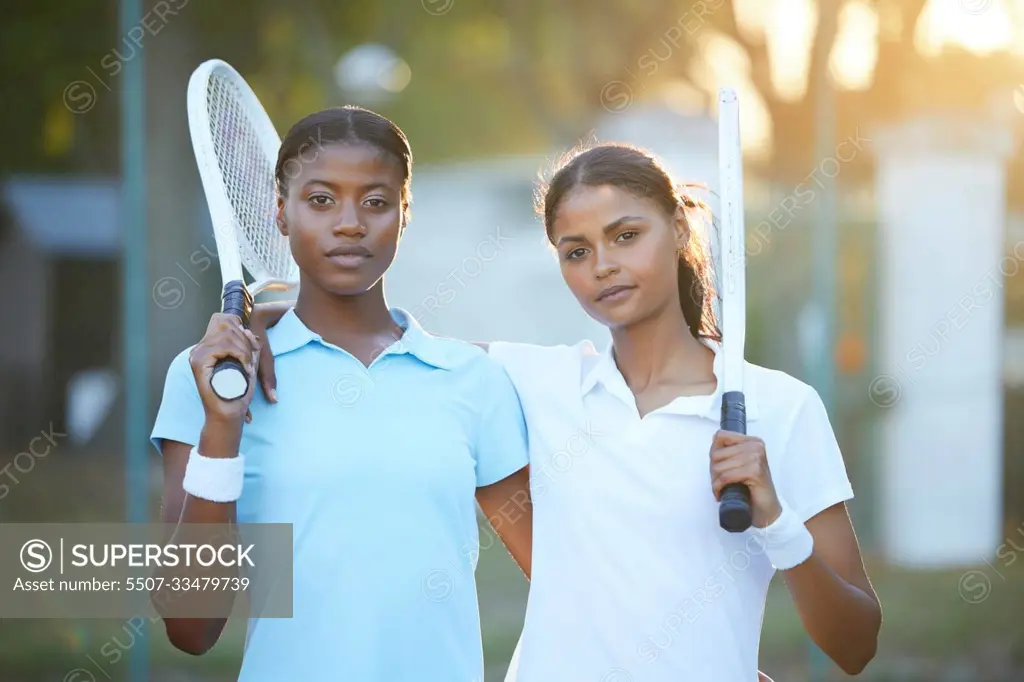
[186,59,300,401]
[716,87,752,532]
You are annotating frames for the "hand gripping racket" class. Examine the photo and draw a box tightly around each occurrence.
[717,87,752,533]
[186,59,299,401]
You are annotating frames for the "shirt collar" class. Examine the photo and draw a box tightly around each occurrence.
[580,337,760,421]
[268,306,459,370]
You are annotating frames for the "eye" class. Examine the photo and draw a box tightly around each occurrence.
[615,230,638,242]
[308,193,334,207]
[363,197,388,209]
[565,247,588,261]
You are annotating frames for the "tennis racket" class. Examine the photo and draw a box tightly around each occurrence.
[716,87,752,533]
[186,59,300,401]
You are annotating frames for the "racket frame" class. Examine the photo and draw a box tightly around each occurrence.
[186,59,297,401]
[186,58,298,298]
[717,87,753,532]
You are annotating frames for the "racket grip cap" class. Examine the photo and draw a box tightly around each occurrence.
[719,390,752,532]
[211,280,253,402]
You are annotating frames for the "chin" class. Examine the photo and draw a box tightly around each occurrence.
[308,268,380,297]
[582,299,642,330]
[592,295,672,331]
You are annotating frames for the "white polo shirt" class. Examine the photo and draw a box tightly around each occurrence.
[489,339,854,682]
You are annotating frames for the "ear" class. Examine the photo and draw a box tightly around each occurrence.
[275,197,288,237]
[398,204,410,237]
[673,206,689,252]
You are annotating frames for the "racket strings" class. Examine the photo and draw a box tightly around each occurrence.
[205,72,295,283]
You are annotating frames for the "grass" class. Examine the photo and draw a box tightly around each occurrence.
[2,455,1022,681]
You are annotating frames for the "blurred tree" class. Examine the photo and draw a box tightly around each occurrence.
[4,0,1024,190]
[0,1,119,175]
[491,0,1024,186]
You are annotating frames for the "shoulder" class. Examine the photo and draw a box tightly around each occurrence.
[483,340,600,403]
[164,345,197,379]
[420,334,494,369]
[486,339,598,370]
[415,335,516,387]
[425,336,600,376]
[745,362,822,427]
[154,346,201,403]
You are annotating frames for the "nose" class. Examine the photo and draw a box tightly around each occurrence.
[333,200,366,238]
[593,245,620,279]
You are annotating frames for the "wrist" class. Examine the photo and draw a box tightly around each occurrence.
[199,420,243,458]
[757,498,783,528]
[182,446,245,503]
[752,499,813,571]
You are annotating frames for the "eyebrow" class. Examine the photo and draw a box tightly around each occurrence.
[302,179,396,193]
[555,215,645,246]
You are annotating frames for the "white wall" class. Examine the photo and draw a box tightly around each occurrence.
[384,156,610,348]
[873,116,1015,567]
[384,107,726,350]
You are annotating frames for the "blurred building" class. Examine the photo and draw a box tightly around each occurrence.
[873,115,1020,566]
[0,177,120,450]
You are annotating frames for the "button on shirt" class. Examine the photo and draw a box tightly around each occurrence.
[150,308,529,682]
[489,339,853,682]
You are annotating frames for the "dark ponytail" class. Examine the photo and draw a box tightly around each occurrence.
[538,143,721,341]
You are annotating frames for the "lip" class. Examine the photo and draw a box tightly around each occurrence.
[325,244,371,268]
[326,244,372,257]
[595,284,636,302]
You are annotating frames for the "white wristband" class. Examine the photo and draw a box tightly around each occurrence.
[182,446,245,503]
[753,500,814,571]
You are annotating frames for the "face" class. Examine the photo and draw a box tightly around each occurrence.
[550,184,687,329]
[276,141,406,296]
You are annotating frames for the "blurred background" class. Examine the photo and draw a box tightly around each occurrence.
[1,0,1023,679]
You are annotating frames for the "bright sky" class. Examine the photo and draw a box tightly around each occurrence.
[687,0,1024,160]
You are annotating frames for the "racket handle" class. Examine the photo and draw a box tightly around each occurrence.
[211,280,254,402]
[719,390,752,532]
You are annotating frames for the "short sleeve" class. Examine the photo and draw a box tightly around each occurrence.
[472,357,530,488]
[150,347,206,455]
[775,386,854,523]
[487,340,593,391]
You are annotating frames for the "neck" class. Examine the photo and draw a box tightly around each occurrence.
[609,305,714,393]
[292,276,398,344]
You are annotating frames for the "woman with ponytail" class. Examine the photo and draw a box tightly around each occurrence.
[253,142,881,681]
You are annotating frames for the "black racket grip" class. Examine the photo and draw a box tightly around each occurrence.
[719,390,752,532]
[210,280,254,402]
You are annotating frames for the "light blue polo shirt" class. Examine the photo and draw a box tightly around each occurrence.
[150,307,529,682]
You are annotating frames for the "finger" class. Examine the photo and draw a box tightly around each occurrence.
[711,429,747,448]
[203,336,258,373]
[709,442,756,464]
[710,450,762,481]
[257,342,278,402]
[199,326,252,362]
[207,312,244,336]
[215,324,259,356]
[711,430,763,449]
[712,462,762,499]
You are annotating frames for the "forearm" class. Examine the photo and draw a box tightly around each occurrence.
[180,420,242,524]
[476,468,532,579]
[783,552,881,674]
[157,420,242,654]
